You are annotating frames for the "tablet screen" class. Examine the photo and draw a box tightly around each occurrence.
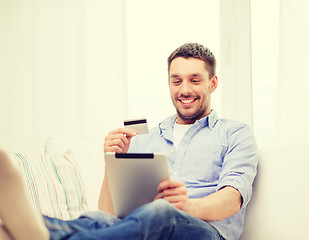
[105,152,169,218]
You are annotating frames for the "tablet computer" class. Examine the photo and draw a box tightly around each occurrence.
[104,152,169,218]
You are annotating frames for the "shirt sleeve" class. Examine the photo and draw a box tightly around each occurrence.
[216,123,258,208]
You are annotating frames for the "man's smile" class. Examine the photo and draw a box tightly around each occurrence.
[178,97,199,107]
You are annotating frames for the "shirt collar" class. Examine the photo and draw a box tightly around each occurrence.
[196,109,219,130]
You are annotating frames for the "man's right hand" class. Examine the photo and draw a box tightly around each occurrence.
[104,128,137,153]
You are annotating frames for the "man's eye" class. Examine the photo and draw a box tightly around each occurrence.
[173,80,181,85]
[192,79,200,84]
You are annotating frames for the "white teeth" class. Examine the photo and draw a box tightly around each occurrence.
[181,99,194,103]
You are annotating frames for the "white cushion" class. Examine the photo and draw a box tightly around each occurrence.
[44,137,105,211]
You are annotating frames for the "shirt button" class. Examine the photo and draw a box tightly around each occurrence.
[171,150,174,153]
[173,171,178,176]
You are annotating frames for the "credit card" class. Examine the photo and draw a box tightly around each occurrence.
[124,118,149,135]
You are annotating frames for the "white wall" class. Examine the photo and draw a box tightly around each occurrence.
[220,0,252,126]
[275,0,309,144]
[251,0,280,148]
[0,0,127,153]
[251,0,309,148]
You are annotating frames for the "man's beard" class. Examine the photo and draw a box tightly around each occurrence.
[175,102,208,123]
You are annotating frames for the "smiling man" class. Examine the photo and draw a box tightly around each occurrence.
[101,43,258,240]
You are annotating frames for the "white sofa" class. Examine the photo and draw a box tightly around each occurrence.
[240,144,309,240]
[8,138,309,239]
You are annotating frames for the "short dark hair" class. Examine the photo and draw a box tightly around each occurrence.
[167,43,216,78]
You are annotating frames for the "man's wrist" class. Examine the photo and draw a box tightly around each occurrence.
[188,199,199,218]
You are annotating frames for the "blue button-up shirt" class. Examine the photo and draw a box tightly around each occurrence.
[128,110,258,240]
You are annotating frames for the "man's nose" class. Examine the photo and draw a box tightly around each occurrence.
[181,81,192,95]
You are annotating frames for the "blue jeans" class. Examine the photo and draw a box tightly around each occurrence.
[44,199,224,240]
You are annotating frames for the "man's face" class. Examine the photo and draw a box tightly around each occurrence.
[169,57,217,124]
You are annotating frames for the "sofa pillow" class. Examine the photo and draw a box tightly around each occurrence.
[44,136,105,211]
[9,152,88,220]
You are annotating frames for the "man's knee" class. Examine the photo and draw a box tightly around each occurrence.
[151,199,175,211]
[139,199,181,219]
[0,226,14,240]
[149,199,175,210]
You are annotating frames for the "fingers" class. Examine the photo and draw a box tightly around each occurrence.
[104,128,137,153]
[108,128,137,138]
[155,185,187,200]
[157,178,185,193]
[155,178,187,200]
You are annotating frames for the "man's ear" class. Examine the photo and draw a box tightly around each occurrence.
[210,76,218,93]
